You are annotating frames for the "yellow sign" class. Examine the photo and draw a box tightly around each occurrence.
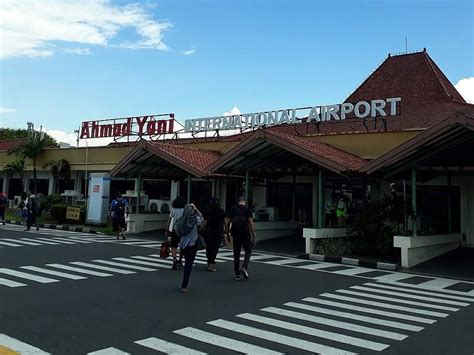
[66,207,81,220]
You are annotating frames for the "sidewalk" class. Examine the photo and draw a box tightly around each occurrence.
[407,247,474,282]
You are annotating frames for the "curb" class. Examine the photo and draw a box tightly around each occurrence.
[299,253,399,271]
[5,220,103,235]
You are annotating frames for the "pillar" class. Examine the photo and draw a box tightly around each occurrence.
[245,170,250,202]
[136,175,142,214]
[411,165,417,236]
[170,180,179,202]
[318,169,323,228]
[291,173,296,221]
[187,174,192,204]
[447,175,452,233]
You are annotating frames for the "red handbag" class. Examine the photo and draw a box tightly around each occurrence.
[160,241,170,258]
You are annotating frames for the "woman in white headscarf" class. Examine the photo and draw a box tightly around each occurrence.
[176,203,202,293]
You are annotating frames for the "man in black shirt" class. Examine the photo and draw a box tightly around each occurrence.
[226,197,256,280]
[203,197,226,272]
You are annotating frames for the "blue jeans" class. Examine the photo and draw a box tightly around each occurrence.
[181,245,198,289]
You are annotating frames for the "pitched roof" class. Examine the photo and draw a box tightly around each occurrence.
[209,129,367,174]
[360,111,474,174]
[345,50,465,106]
[0,139,27,151]
[268,101,474,136]
[110,140,222,178]
[150,142,222,172]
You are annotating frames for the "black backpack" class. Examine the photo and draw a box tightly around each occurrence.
[231,205,249,234]
[114,200,126,217]
[29,197,40,213]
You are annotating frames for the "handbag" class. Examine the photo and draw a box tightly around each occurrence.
[196,234,207,250]
[160,240,170,258]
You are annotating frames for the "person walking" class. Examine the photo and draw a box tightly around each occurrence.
[0,192,7,225]
[176,203,202,293]
[165,196,185,270]
[25,193,40,231]
[226,197,256,281]
[336,196,347,227]
[110,192,129,240]
[203,197,225,272]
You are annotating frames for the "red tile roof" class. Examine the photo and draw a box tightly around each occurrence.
[346,50,465,106]
[0,139,27,151]
[265,130,368,171]
[149,142,222,172]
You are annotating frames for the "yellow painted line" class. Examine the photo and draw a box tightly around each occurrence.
[0,345,20,355]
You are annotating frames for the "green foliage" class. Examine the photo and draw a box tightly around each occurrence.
[50,204,86,224]
[0,129,29,140]
[40,194,62,211]
[314,238,352,256]
[350,195,413,257]
[43,159,71,193]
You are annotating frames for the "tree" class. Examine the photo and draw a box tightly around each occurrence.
[8,133,57,194]
[3,159,26,192]
[44,159,71,194]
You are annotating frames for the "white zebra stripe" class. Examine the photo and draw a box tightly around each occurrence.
[21,266,87,280]
[208,319,356,355]
[238,312,394,350]
[46,264,112,277]
[320,293,449,317]
[135,337,207,354]
[1,238,42,245]
[0,334,49,354]
[19,238,60,245]
[88,347,129,354]
[0,241,22,247]
[336,290,460,312]
[93,260,157,271]
[70,262,136,274]
[112,257,169,269]
[363,282,474,303]
[0,268,59,283]
[301,298,436,324]
[0,277,27,287]
[175,327,283,354]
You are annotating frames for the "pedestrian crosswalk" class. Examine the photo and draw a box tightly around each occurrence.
[0,252,229,289]
[84,280,474,354]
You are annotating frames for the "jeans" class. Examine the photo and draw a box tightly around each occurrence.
[181,245,198,289]
[233,234,252,275]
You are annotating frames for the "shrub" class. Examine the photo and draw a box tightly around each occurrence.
[49,203,85,224]
[41,194,62,211]
[350,195,413,257]
[315,238,352,256]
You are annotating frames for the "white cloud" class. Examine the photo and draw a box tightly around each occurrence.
[0,107,16,114]
[43,128,114,147]
[455,77,474,103]
[223,106,241,116]
[64,47,91,55]
[182,48,196,56]
[0,0,172,59]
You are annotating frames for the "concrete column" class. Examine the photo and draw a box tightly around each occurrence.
[136,175,142,214]
[318,169,323,228]
[2,176,8,196]
[187,174,192,204]
[170,180,179,201]
[219,181,227,210]
[245,170,250,202]
[447,175,452,233]
[48,173,54,195]
[312,175,318,228]
[411,165,417,236]
[291,173,296,221]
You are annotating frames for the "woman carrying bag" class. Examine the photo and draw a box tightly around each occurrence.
[176,203,203,293]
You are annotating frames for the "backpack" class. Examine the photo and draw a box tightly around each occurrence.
[114,200,126,218]
[231,205,249,234]
[29,197,40,214]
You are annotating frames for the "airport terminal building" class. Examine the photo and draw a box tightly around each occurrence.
[1,50,473,266]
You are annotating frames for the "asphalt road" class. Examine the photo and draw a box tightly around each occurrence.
[0,224,473,354]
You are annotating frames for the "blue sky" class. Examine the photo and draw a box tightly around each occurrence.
[0,0,473,145]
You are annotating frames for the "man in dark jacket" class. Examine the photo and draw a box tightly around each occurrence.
[203,197,226,272]
[226,197,256,281]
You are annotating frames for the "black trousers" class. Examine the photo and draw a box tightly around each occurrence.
[205,230,221,264]
[26,212,37,229]
[233,234,252,274]
[181,245,198,289]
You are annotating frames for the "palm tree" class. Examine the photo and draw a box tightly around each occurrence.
[8,133,56,193]
[3,159,26,192]
[44,159,71,194]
